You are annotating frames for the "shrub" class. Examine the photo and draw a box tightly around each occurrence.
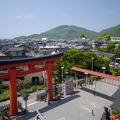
[112,109,119,115]
[31,86,37,92]
[0,82,44,102]
[0,89,9,102]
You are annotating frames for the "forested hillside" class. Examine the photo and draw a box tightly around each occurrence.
[13,24,120,41]
[36,25,98,39]
[99,24,120,37]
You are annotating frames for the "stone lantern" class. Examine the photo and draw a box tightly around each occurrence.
[21,92,30,113]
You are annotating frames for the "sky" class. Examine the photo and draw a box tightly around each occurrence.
[0,0,120,39]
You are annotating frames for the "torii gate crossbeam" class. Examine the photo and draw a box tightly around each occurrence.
[0,52,63,116]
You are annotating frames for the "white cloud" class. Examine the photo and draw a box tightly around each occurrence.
[11,14,39,19]
[102,10,115,15]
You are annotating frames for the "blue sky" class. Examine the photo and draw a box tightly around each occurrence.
[0,0,120,39]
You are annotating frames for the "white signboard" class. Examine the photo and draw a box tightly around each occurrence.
[93,80,96,88]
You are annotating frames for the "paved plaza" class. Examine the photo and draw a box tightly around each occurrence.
[2,81,118,120]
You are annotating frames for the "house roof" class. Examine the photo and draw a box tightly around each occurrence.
[76,45,84,49]
[0,52,63,65]
[55,47,70,53]
[56,43,66,46]
[111,85,120,100]
[110,100,120,112]
[8,47,24,51]
[97,52,116,58]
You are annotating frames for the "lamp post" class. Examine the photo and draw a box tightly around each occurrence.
[84,72,88,85]
[42,38,46,85]
[21,92,30,113]
[102,67,106,74]
[61,67,64,80]
[92,58,94,71]
[102,67,106,82]
[91,58,94,81]
[91,58,96,96]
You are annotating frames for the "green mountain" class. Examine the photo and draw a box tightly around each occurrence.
[99,24,120,37]
[13,24,120,41]
[35,25,98,39]
[13,25,98,40]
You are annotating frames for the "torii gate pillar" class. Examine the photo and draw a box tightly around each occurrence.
[46,63,53,101]
[0,52,63,116]
[10,67,18,116]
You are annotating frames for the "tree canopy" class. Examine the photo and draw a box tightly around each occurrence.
[54,47,111,79]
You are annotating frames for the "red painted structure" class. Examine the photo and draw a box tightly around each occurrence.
[111,113,120,120]
[0,53,63,115]
[71,67,120,81]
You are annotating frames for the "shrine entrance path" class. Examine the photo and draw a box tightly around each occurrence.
[11,81,118,120]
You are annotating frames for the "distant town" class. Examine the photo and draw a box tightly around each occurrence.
[1,36,120,120]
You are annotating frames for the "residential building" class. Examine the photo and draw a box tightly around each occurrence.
[7,44,31,56]
[111,37,120,42]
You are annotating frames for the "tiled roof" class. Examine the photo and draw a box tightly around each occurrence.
[97,52,116,58]
[55,47,70,53]
[111,85,120,100]
[7,47,24,51]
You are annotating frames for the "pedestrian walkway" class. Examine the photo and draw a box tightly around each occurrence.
[0,81,118,120]
[9,81,117,120]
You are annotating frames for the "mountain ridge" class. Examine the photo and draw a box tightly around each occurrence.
[13,24,120,40]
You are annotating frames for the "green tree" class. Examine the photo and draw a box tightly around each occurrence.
[96,36,103,40]
[96,47,107,52]
[102,56,110,74]
[102,56,110,67]
[53,47,114,80]
[80,34,85,39]
[115,44,120,57]
[61,47,83,74]
[3,52,12,56]
[106,42,115,53]
[82,52,103,71]
[104,35,111,41]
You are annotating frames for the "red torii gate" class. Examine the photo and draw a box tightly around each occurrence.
[0,52,63,116]
[71,67,120,81]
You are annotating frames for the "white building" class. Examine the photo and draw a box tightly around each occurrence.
[111,37,120,42]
